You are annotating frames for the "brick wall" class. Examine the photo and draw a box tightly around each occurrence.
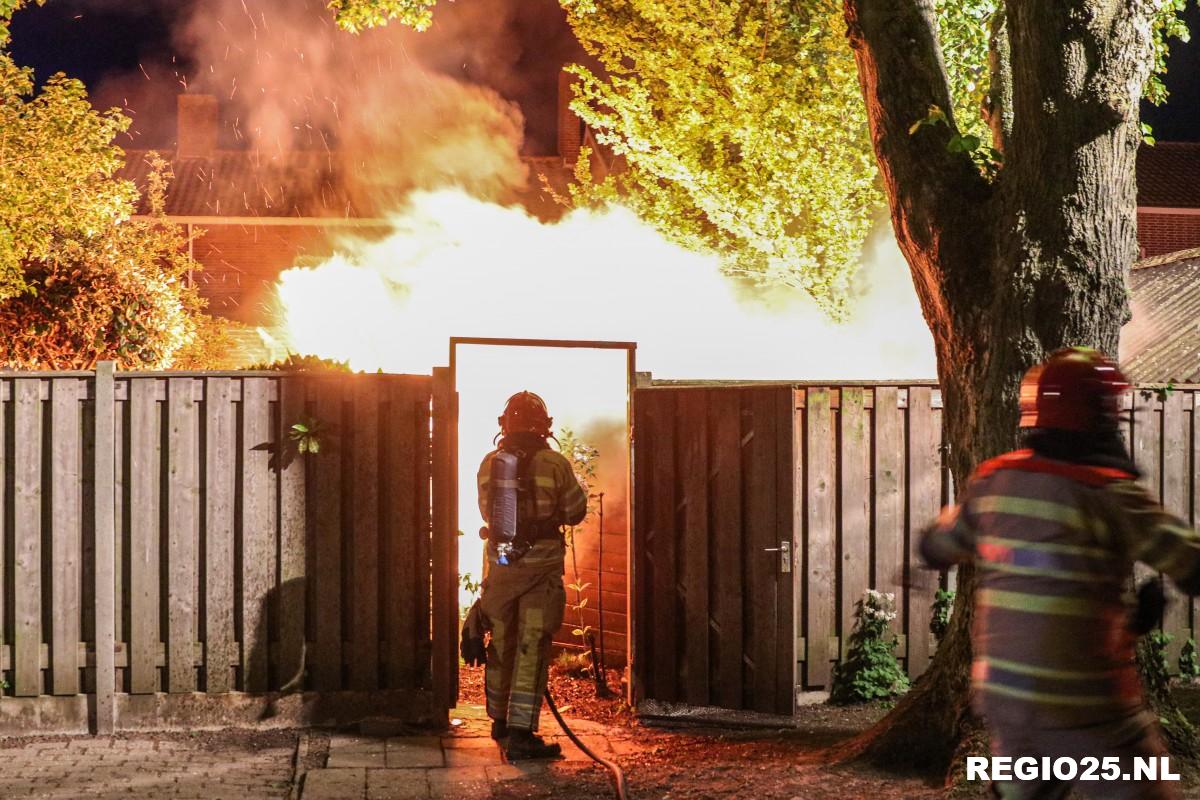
[1138,211,1200,258]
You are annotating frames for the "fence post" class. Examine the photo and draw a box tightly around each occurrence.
[430,368,458,713]
[93,362,116,734]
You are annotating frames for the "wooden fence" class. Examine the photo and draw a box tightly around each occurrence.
[632,381,1200,713]
[0,366,447,733]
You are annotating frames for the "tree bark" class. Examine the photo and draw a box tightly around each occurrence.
[839,0,1162,779]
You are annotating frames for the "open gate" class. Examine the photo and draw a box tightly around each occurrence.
[631,385,796,715]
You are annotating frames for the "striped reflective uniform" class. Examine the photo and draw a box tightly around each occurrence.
[477,443,585,731]
[924,450,1200,728]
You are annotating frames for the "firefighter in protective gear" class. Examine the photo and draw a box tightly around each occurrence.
[477,391,588,760]
[921,348,1200,800]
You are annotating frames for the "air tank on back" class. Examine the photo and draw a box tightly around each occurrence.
[488,450,520,565]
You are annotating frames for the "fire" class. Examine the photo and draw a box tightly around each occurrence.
[275,187,936,380]
[274,188,936,590]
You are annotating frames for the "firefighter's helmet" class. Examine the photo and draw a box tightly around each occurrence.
[1018,347,1129,432]
[498,391,553,437]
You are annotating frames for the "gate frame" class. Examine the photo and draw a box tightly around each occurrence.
[446,337,638,704]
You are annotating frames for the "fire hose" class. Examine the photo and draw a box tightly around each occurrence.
[544,689,631,800]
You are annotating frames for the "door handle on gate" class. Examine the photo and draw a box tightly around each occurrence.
[763,541,792,573]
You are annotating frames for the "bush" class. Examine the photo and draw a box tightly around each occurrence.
[1139,630,1174,699]
[830,589,910,704]
[1181,639,1199,682]
[931,588,955,644]
[246,353,352,372]
[0,155,225,369]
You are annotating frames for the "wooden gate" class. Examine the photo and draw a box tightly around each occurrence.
[632,385,796,714]
[0,366,453,734]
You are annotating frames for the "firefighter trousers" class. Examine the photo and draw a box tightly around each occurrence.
[480,540,566,732]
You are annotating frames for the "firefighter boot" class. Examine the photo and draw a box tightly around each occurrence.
[506,728,562,760]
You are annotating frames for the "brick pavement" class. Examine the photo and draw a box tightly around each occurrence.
[0,730,298,800]
[299,705,625,800]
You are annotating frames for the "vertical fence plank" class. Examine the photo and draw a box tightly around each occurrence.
[351,378,380,691]
[791,390,805,704]
[745,388,778,712]
[907,387,940,676]
[773,387,795,713]
[680,390,710,706]
[385,381,416,690]
[415,380,433,690]
[805,388,835,688]
[278,377,307,692]
[93,364,117,732]
[0,378,5,696]
[1132,390,1162,588]
[129,379,160,694]
[649,392,678,702]
[50,380,81,695]
[241,378,272,692]
[312,379,344,692]
[874,386,905,644]
[839,387,870,661]
[710,389,743,708]
[1192,391,1200,641]
[431,368,457,709]
[1162,390,1189,662]
[167,378,199,693]
[13,379,42,696]
[205,378,236,693]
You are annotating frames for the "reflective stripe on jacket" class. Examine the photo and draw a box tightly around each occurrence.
[922,449,1200,728]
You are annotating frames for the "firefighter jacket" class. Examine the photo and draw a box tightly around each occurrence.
[922,449,1200,729]
[477,434,588,537]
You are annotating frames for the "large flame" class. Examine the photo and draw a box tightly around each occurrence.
[275,188,936,595]
[277,187,935,380]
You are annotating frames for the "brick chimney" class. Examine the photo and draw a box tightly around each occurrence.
[176,94,218,159]
[557,70,583,164]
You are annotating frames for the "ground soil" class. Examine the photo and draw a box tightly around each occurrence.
[461,664,958,798]
[462,665,1200,798]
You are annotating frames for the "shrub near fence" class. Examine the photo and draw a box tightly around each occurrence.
[0,365,438,734]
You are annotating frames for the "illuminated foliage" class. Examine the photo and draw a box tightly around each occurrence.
[0,55,136,301]
[560,1,880,317]
[331,0,1189,317]
[0,156,221,369]
[328,0,436,32]
[0,4,229,368]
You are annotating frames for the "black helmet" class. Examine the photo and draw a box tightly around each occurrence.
[498,391,552,437]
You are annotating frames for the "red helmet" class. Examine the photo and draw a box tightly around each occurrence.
[1018,347,1130,432]
[499,391,552,436]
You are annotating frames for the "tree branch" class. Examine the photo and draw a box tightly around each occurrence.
[986,9,1013,153]
[842,0,991,336]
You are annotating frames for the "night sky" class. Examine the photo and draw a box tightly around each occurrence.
[8,1,1200,147]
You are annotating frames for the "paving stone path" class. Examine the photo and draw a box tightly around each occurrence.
[300,705,627,800]
[0,731,297,799]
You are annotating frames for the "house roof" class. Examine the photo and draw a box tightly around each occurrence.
[1121,248,1200,383]
[1137,142,1200,209]
[118,150,372,219]
[117,149,575,222]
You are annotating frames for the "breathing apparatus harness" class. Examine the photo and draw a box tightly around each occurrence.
[483,435,565,565]
[484,392,562,566]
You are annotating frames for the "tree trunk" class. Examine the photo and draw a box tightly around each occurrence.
[839,0,1167,780]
